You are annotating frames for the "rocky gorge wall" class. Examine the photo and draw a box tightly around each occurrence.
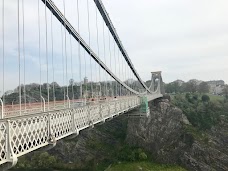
[126,99,228,171]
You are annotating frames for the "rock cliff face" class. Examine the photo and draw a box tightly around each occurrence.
[49,116,129,169]
[126,99,228,171]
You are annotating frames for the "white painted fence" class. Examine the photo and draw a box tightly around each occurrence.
[0,94,162,169]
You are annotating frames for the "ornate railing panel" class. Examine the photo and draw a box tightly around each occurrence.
[50,110,73,140]
[9,114,49,157]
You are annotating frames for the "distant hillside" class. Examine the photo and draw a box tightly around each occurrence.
[165,79,227,95]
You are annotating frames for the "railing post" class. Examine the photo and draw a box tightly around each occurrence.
[71,109,79,135]
[0,98,4,119]
[108,101,111,117]
[129,97,131,108]
[88,105,94,128]
[128,97,130,110]
[99,103,105,124]
[71,109,74,130]
[5,120,18,169]
[67,109,79,139]
[41,96,45,112]
[87,105,90,124]
[99,103,102,120]
[5,120,10,160]
[47,113,56,146]
[66,95,70,108]
[71,109,75,132]
[11,100,15,110]
[53,97,56,109]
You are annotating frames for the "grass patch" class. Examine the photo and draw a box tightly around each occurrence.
[106,161,186,171]
[170,93,224,102]
[206,93,224,102]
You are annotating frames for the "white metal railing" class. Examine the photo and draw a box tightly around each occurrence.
[0,93,162,169]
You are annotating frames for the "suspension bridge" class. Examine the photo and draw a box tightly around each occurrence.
[0,0,164,170]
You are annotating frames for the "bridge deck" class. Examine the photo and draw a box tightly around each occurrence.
[0,94,162,167]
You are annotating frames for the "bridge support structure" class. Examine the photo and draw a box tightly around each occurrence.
[127,71,163,118]
[150,71,162,91]
[150,71,165,95]
[139,96,150,117]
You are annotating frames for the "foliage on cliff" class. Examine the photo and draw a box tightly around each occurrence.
[106,161,186,171]
[172,93,228,130]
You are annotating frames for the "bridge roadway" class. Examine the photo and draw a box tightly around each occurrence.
[0,93,162,169]
[2,96,132,118]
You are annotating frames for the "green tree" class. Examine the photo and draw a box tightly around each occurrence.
[201,94,210,103]
[165,81,181,93]
[184,81,197,93]
[198,82,209,94]
[185,93,191,101]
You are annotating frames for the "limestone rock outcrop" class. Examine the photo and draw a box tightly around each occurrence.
[126,99,228,171]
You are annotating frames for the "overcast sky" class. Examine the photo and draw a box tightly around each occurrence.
[102,0,228,83]
[0,0,227,93]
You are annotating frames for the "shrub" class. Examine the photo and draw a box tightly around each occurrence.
[202,95,210,102]
[31,152,57,169]
[139,152,147,161]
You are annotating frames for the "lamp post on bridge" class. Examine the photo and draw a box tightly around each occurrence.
[0,98,3,119]
[12,99,15,109]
